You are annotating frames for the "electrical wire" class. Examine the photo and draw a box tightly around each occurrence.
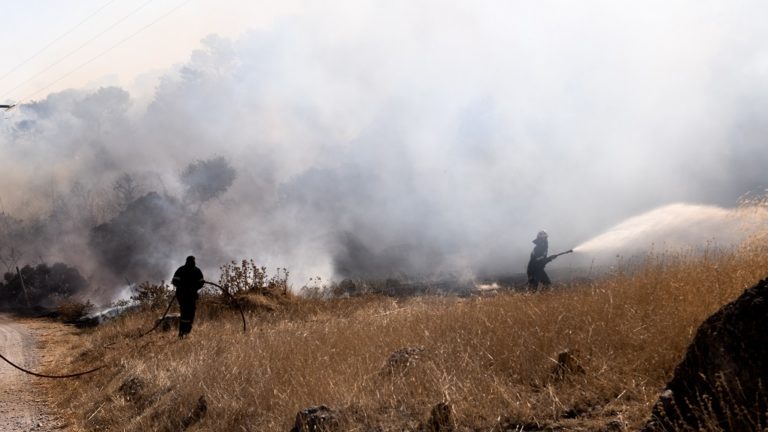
[0,0,121,85]
[15,0,194,104]
[0,0,158,102]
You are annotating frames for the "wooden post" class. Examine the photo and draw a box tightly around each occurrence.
[16,266,31,308]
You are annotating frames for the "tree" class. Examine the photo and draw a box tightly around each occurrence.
[180,156,236,206]
[113,173,143,208]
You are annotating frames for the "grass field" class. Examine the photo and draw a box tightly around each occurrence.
[41,237,768,431]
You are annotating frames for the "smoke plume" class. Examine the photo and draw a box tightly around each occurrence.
[1,1,768,296]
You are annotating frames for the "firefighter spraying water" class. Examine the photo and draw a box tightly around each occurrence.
[526,230,573,290]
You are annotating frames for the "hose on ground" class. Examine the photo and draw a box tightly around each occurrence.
[134,294,177,339]
[1,281,246,378]
[0,352,104,379]
[203,281,247,333]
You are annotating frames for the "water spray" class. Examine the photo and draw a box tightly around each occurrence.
[570,203,768,263]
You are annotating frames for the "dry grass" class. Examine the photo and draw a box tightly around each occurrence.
[43,241,768,431]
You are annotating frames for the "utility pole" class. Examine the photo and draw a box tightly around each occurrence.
[16,266,31,308]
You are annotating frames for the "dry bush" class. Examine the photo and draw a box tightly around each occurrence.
[131,281,174,310]
[43,240,768,431]
[55,299,94,322]
[219,259,289,296]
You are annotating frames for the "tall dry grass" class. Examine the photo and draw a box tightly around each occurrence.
[43,241,768,431]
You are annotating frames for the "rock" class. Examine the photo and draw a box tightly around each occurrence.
[644,278,768,431]
[492,416,546,432]
[117,376,145,402]
[155,313,181,332]
[179,395,207,430]
[423,402,456,431]
[291,405,340,432]
[551,349,585,381]
[601,418,626,432]
[385,346,425,374]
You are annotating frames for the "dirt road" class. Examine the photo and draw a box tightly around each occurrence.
[0,314,56,431]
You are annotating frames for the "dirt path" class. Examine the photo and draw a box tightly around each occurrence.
[0,314,58,431]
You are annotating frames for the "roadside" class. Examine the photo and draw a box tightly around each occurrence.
[0,314,67,431]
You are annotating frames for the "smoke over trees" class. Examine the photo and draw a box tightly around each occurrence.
[88,156,237,286]
[0,153,237,303]
[2,2,768,291]
[90,192,192,283]
[181,156,237,206]
[0,263,88,308]
[113,173,144,209]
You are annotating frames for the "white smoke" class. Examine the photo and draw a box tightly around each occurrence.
[1,1,768,289]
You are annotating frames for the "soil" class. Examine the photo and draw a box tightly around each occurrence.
[0,314,63,431]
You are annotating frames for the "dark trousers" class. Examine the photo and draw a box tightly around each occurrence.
[177,293,198,337]
[527,269,551,290]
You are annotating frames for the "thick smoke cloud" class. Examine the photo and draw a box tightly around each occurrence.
[1,1,768,293]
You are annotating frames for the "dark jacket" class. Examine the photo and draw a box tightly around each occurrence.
[172,264,204,298]
[526,238,549,275]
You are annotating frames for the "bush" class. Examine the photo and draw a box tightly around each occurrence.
[0,262,88,308]
[218,260,289,296]
[56,300,94,322]
[131,281,173,309]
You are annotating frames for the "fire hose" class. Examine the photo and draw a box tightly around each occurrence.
[0,352,105,379]
[202,281,248,333]
[1,281,247,379]
[139,280,247,337]
[135,294,178,338]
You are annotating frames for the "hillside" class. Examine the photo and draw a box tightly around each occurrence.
[41,239,768,431]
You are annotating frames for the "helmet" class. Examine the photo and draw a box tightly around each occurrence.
[536,230,548,240]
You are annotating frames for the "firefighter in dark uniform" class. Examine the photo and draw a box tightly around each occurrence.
[172,256,205,338]
[527,230,552,290]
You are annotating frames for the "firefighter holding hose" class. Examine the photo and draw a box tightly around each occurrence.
[172,256,205,338]
[526,230,573,290]
[527,230,552,290]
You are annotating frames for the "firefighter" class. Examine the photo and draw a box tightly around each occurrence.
[527,230,552,290]
[171,256,205,338]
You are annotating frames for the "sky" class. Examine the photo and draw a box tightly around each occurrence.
[1,1,768,291]
[0,0,305,102]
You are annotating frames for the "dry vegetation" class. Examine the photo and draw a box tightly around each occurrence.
[41,238,768,431]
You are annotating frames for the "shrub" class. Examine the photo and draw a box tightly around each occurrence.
[56,300,94,322]
[218,260,289,296]
[0,262,88,308]
[131,281,173,310]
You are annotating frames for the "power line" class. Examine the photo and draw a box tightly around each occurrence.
[0,0,121,84]
[17,0,195,104]
[0,0,157,102]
